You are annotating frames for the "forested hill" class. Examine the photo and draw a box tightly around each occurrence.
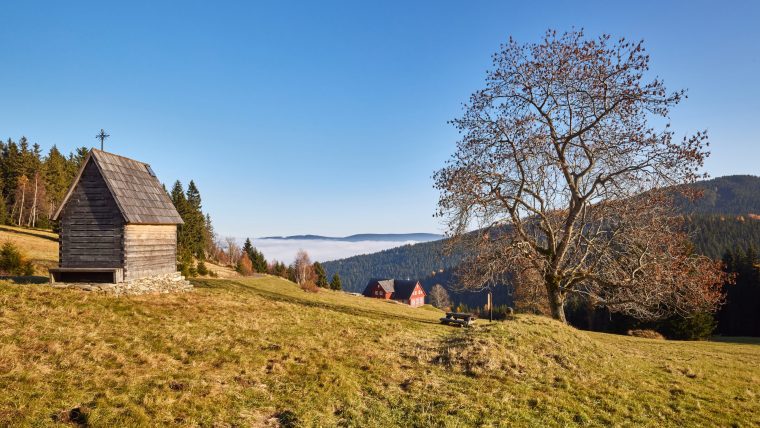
[323,239,467,293]
[323,175,760,295]
[676,175,760,215]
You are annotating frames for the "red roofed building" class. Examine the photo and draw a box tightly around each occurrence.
[362,278,426,307]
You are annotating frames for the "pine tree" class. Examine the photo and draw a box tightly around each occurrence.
[313,262,329,288]
[242,238,255,261]
[204,213,217,260]
[184,180,207,258]
[2,140,22,210]
[270,261,288,278]
[252,248,268,273]
[170,180,187,211]
[329,273,342,291]
[71,146,89,168]
[43,145,70,220]
[0,194,7,225]
[170,181,191,261]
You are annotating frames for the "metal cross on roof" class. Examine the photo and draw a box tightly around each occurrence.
[96,129,110,151]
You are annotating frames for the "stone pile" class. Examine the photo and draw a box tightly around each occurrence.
[51,272,193,296]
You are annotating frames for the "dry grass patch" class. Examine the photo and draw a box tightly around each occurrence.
[0,276,758,427]
[0,225,58,273]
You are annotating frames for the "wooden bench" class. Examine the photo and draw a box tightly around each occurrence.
[440,312,476,327]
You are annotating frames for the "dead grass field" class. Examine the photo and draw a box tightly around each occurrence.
[0,225,58,273]
[1,276,758,427]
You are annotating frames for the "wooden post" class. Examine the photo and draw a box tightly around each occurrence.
[487,290,493,322]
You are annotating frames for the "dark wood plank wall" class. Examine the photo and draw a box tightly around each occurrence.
[60,161,124,268]
[123,224,177,280]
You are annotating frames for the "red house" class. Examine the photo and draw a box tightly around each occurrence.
[362,279,427,308]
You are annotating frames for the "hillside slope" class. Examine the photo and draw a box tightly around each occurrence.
[676,175,760,215]
[0,225,58,274]
[324,175,760,293]
[0,277,758,426]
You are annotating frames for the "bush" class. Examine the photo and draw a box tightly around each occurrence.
[627,329,666,340]
[178,262,191,278]
[0,242,35,276]
[22,261,34,276]
[209,270,218,278]
[196,260,208,276]
[300,281,320,293]
[236,254,253,276]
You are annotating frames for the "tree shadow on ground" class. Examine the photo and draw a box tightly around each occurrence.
[0,225,57,242]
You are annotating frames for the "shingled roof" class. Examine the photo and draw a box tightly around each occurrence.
[53,149,184,224]
[363,278,423,300]
[388,279,421,300]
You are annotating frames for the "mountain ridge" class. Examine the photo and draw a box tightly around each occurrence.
[259,233,443,242]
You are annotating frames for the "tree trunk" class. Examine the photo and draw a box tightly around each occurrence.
[30,175,38,228]
[18,183,25,226]
[545,280,567,323]
[586,297,596,330]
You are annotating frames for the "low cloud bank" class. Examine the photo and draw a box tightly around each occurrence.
[252,239,420,264]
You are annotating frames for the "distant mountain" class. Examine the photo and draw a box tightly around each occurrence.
[323,175,760,303]
[259,233,443,242]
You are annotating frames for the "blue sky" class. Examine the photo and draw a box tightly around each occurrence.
[1,1,758,237]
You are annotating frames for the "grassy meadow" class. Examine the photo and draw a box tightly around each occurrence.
[1,275,758,427]
[0,225,59,274]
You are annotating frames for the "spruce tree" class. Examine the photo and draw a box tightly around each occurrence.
[170,181,190,261]
[252,248,268,273]
[0,194,7,225]
[185,180,206,258]
[242,238,255,261]
[241,238,267,273]
[43,145,69,218]
[3,140,21,208]
[67,147,89,176]
[272,261,288,278]
[330,273,342,291]
[204,213,216,259]
[313,262,328,288]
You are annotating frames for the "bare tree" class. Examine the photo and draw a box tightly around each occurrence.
[14,175,28,226]
[428,284,452,310]
[224,237,241,267]
[435,29,726,323]
[292,249,317,290]
[26,172,47,228]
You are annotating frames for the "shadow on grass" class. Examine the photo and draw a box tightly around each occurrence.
[0,275,49,284]
[710,336,760,345]
[0,225,57,242]
[192,278,443,327]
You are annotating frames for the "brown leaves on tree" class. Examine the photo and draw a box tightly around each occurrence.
[435,29,727,322]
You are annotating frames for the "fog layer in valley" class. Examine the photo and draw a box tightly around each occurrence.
[252,238,421,264]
